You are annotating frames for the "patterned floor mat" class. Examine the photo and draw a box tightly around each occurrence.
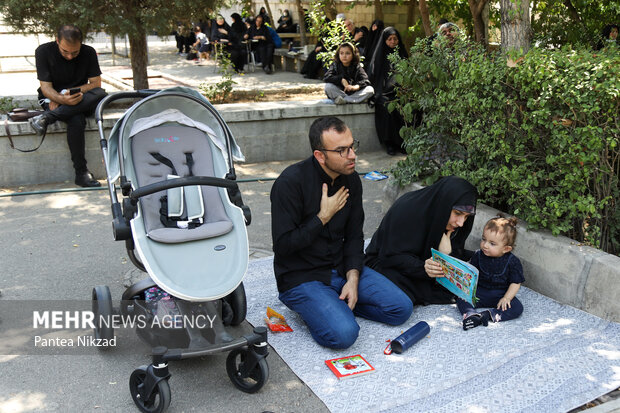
[244,257,620,413]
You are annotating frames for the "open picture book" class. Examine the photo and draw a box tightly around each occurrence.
[431,248,479,305]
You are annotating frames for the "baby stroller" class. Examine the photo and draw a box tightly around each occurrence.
[91,87,268,413]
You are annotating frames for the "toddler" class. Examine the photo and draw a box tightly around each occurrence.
[458,216,524,330]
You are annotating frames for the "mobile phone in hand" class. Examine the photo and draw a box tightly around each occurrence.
[69,87,81,95]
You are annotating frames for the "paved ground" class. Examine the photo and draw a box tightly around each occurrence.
[0,30,406,413]
[0,35,324,100]
[0,152,403,413]
[1,31,617,413]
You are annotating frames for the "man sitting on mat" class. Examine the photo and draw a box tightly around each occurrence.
[270,116,413,349]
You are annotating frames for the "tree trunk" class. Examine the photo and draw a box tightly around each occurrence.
[374,0,384,21]
[419,0,431,36]
[407,0,419,46]
[295,0,307,46]
[500,0,531,55]
[482,1,490,46]
[128,29,149,90]
[468,0,489,46]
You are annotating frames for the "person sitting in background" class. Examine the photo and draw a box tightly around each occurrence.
[230,13,246,38]
[323,42,374,105]
[276,9,296,33]
[362,19,384,64]
[344,19,356,40]
[258,7,272,25]
[301,37,325,79]
[211,15,245,73]
[174,22,196,55]
[244,15,275,74]
[353,26,369,55]
[30,25,107,187]
[367,27,409,155]
[595,24,619,50]
[434,22,461,48]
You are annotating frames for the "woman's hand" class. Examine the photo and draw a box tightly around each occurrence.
[424,258,445,278]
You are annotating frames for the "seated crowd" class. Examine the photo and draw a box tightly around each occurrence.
[175,11,462,155]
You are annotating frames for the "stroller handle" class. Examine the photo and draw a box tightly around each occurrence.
[130,176,238,200]
[95,90,159,122]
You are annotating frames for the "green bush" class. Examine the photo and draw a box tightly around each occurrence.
[198,51,236,104]
[391,39,619,254]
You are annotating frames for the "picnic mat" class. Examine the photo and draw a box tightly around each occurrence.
[243,256,620,413]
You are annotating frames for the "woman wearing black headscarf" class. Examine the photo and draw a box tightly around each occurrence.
[365,176,478,305]
[230,13,246,38]
[276,9,296,33]
[258,7,271,25]
[595,24,619,50]
[353,26,369,55]
[362,20,384,63]
[211,15,245,73]
[367,27,408,155]
[244,15,275,74]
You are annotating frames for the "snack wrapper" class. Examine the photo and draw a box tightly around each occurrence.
[264,307,293,332]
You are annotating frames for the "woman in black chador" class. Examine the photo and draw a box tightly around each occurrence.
[362,19,384,63]
[365,176,478,305]
[211,15,244,73]
[367,27,409,155]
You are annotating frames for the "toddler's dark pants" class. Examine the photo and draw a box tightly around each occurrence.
[457,286,523,322]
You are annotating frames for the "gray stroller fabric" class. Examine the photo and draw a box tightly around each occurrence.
[131,124,233,243]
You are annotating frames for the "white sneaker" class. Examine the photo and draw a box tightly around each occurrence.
[334,96,346,105]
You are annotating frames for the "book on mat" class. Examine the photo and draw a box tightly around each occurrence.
[431,248,479,305]
[325,354,375,379]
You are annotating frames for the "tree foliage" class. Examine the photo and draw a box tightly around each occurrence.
[0,0,226,88]
[306,1,354,68]
[391,38,620,253]
[531,0,620,48]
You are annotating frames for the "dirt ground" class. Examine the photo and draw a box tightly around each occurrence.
[223,88,326,104]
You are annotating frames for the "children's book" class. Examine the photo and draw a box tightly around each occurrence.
[325,354,375,379]
[431,248,479,305]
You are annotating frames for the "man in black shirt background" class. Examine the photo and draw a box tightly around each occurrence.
[30,25,107,187]
[270,117,412,349]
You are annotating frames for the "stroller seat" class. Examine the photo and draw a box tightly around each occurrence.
[93,89,269,413]
[132,124,233,244]
[108,96,250,302]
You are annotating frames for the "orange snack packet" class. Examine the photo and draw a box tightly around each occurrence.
[264,307,293,332]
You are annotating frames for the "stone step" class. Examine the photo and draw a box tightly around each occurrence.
[1,98,379,187]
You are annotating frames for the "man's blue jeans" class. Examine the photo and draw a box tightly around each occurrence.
[279,266,413,349]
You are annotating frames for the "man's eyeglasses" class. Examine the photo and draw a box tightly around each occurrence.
[321,140,359,157]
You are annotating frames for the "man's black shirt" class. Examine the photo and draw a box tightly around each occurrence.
[35,41,102,100]
[270,156,364,293]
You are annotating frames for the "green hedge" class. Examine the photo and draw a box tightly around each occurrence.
[391,40,619,254]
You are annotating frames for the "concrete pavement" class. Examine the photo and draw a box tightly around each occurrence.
[1,29,617,413]
[0,152,404,413]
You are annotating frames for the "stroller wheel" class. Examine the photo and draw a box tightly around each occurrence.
[226,348,269,393]
[129,366,171,413]
[92,286,114,344]
[223,282,247,326]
